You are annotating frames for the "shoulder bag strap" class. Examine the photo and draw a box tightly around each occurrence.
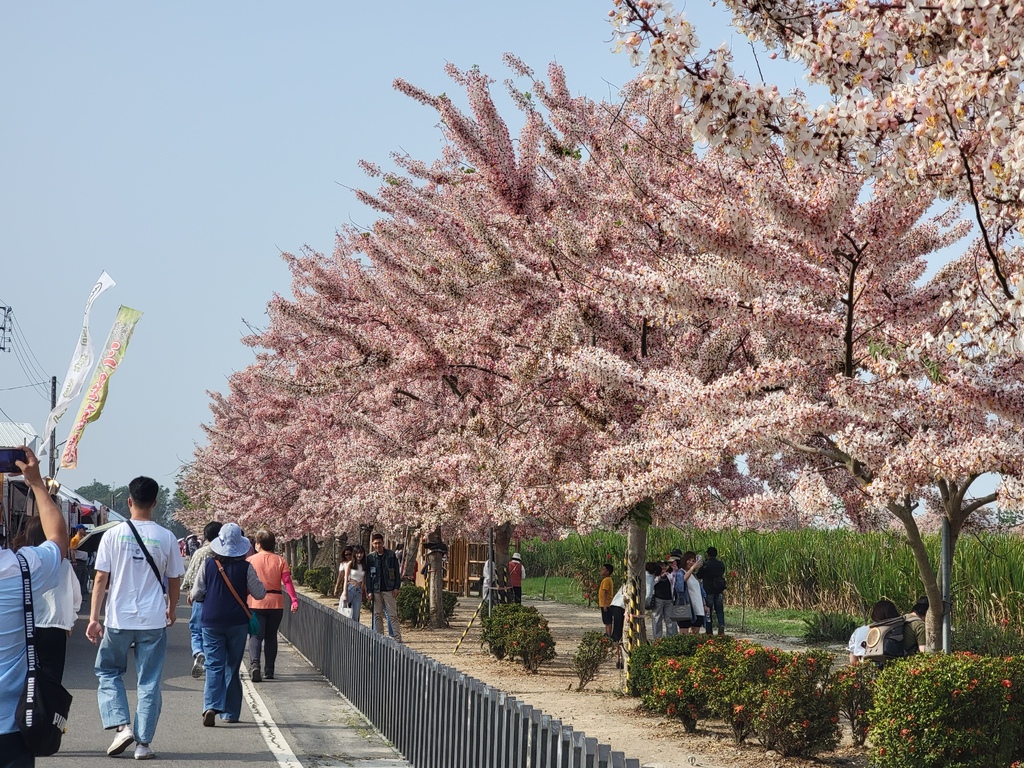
[15,553,39,692]
[125,521,166,594]
[215,560,253,619]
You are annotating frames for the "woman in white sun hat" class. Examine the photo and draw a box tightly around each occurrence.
[508,552,526,604]
[190,523,266,726]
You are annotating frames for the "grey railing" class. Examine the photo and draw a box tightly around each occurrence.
[280,594,641,768]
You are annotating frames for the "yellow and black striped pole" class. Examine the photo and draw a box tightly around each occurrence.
[417,584,430,627]
[453,597,486,655]
[623,552,644,692]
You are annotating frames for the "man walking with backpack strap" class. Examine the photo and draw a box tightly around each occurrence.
[85,477,185,760]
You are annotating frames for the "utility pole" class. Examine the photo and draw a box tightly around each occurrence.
[49,376,57,478]
[0,306,11,352]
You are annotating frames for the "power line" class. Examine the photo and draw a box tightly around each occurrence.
[0,382,49,392]
[8,341,49,401]
[0,305,51,400]
[11,314,51,382]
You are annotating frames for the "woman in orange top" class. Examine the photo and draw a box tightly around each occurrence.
[246,530,298,681]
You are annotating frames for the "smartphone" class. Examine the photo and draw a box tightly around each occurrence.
[0,447,28,474]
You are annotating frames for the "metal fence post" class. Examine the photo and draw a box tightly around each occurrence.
[280,594,638,768]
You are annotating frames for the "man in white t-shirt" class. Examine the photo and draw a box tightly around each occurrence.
[85,477,184,761]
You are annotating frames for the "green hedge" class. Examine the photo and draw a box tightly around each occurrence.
[395,584,459,627]
[302,566,334,596]
[638,638,839,756]
[572,631,615,691]
[480,604,556,673]
[628,634,710,698]
[869,653,1024,768]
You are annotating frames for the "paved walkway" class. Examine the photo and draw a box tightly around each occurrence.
[51,599,410,768]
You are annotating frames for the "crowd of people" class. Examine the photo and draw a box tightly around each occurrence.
[0,447,304,766]
[333,533,404,642]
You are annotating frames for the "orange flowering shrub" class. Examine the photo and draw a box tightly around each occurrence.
[830,662,877,746]
[644,656,706,732]
[480,604,556,673]
[754,651,840,757]
[869,653,1024,768]
[691,639,777,743]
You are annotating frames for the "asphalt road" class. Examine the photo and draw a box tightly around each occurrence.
[51,597,410,767]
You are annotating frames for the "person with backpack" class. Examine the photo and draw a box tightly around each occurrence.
[862,599,919,667]
[696,546,727,636]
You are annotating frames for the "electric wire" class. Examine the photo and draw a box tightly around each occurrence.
[12,314,51,382]
[0,303,51,401]
[8,341,49,400]
[0,382,49,392]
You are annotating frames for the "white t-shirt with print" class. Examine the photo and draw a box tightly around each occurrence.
[95,520,185,630]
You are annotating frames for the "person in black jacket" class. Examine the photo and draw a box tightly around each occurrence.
[365,534,402,642]
[696,546,727,635]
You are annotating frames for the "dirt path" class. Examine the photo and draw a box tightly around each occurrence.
[304,589,868,768]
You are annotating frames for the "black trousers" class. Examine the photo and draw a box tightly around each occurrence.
[35,627,67,683]
[0,731,34,768]
[248,609,283,673]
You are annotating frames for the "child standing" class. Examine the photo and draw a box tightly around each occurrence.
[598,563,614,635]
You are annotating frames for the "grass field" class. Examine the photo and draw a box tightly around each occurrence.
[521,576,819,637]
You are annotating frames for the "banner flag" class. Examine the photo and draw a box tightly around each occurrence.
[60,305,143,470]
[40,271,117,453]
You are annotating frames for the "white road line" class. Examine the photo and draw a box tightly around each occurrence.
[241,669,304,768]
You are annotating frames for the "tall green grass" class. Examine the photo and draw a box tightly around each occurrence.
[517,528,1024,626]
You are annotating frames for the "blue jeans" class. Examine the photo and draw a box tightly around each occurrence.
[189,600,204,657]
[706,592,725,633]
[346,584,363,624]
[95,627,167,745]
[202,624,247,720]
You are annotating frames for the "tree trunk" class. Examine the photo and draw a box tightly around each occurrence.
[402,526,420,582]
[888,499,943,652]
[305,533,320,567]
[493,522,512,604]
[284,540,297,569]
[626,513,649,649]
[623,500,652,690]
[427,526,445,628]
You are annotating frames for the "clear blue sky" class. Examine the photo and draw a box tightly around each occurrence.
[0,2,820,493]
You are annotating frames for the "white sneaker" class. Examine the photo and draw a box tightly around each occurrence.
[191,653,205,678]
[107,727,135,756]
[133,744,154,760]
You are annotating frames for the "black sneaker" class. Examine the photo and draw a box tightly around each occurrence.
[250,664,262,683]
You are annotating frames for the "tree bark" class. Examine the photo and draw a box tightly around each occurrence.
[626,513,649,648]
[493,522,513,604]
[888,499,943,652]
[401,526,420,582]
[427,526,445,628]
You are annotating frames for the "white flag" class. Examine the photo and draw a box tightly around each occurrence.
[40,271,116,452]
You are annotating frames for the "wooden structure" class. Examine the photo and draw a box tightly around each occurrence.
[414,539,490,597]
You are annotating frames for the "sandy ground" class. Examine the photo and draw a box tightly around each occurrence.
[305,589,869,768]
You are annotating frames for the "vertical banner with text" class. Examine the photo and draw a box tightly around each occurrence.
[41,271,117,452]
[60,305,143,470]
